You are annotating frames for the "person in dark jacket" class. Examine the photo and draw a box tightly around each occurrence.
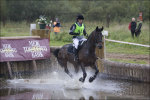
[69,14,88,61]
[135,18,142,37]
[130,17,137,38]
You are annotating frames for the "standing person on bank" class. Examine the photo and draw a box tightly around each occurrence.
[129,18,137,38]
[135,18,142,37]
[69,14,88,61]
[53,18,61,35]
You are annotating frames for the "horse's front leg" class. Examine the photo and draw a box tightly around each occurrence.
[89,64,99,82]
[79,64,87,82]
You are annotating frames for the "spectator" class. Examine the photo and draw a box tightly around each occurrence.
[53,18,61,35]
[129,18,137,38]
[135,18,142,37]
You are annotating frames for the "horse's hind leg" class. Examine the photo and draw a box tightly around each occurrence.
[63,61,73,78]
[79,64,87,82]
[64,65,73,78]
[73,64,79,73]
[58,59,73,78]
[89,64,99,82]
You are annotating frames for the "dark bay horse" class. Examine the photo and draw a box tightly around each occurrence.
[53,26,103,82]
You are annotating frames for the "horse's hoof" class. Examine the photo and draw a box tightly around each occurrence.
[79,77,84,82]
[89,77,94,82]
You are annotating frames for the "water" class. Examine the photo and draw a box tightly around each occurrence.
[0,63,150,100]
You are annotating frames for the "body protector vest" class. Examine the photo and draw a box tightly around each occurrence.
[74,23,84,36]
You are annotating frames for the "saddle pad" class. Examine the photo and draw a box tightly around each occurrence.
[67,45,74,54]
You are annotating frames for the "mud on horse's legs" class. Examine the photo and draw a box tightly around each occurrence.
[89,64,99,82]
[79,63,87,82]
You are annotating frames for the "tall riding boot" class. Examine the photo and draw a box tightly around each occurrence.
[73,48,79,61]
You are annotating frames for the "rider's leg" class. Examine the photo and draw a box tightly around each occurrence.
[73,38,79,61]
[81,38,87,42]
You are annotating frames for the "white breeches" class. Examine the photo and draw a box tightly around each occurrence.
[73,38,87,49]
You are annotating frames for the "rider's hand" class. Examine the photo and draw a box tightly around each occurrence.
[75,33,80,35]
[86,34,88,38]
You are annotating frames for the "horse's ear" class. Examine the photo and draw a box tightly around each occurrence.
[101,26,104,31]
[96,26,99,31]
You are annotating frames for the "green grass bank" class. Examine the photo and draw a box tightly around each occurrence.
[1,21,149,64]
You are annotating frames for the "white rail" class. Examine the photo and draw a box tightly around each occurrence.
[105,39,150,47]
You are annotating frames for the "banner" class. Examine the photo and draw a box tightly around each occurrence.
[0,39,50,62]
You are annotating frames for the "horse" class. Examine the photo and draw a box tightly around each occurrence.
[53,26,103,82]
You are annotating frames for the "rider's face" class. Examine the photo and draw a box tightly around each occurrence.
[78,19,83,24]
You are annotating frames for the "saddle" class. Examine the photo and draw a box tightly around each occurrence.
[68,44,74,54]
[68,40,85,54]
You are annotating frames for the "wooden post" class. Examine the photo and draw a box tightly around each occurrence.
[32,60,37,72]
[6,62,13,79]
[96,41,105,72]
[8,88,11,95]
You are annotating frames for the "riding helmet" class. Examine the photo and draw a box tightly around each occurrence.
[76,14,84,20]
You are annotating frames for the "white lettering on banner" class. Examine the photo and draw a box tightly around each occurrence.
[0,44,17,57]
[23,41,47,58]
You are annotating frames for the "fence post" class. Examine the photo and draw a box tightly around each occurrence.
[32,60,37,72]
[6,62,13,79]
[96,41,105,72]
[96,30,108,72]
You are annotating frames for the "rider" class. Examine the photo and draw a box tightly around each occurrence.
[69,14,88,61]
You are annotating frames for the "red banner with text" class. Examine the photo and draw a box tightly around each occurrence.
[0,38,50,62]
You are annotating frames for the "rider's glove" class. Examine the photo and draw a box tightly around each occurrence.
[75,33,80,35]
[85,34,88,38]
[69,32,80,35]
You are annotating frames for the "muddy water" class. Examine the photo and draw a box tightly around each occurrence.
[0,63,150,100]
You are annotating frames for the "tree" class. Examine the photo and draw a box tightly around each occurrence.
[1,0,8,26]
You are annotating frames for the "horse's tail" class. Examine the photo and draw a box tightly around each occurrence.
[53,49,60,58]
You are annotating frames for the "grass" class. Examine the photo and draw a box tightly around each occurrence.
[104,23,149,45]
[1,21,149,56]
[1,21,149,64]
[0,21,30,37]
[50,41,71,46]
[108,58,147,64]
[106,41,149,55]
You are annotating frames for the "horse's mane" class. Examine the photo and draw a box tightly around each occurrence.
[87,30,96,42]
[79,30,95,49]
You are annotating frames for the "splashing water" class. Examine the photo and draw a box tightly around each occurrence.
[7,68,121,93]
[1,60,149,100]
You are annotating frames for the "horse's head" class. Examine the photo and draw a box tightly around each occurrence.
[94,26,103,49]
